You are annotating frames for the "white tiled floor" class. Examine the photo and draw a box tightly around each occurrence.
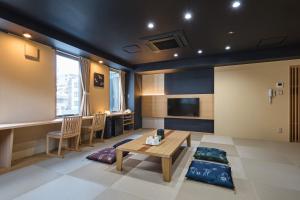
[1,129,300,200]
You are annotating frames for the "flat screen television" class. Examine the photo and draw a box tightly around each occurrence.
[167,98,199,117]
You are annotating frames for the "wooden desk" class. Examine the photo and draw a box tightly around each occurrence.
[116,130,191,182]
[0,116,93,169]
[0,112,134,169]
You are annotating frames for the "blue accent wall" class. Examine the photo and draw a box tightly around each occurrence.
[165,118,214,133]
[125,72,142,129]
[134,74,142,129]
[164,67,214,132]
[165,67,214,94]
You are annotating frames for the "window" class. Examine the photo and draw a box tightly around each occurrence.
[56,53,81,116]
[110,70,121,112]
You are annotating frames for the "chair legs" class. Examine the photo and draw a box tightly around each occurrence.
[46,137,63,158]
[100,130,104,142]
[46,136,80,158]
[89,129,94,147]
[58,138,63,158]
[46,136,49,155]
[76,135,80,151]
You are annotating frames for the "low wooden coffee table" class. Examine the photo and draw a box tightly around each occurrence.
[116,130,191,182]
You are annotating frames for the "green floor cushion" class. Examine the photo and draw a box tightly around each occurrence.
[186,160,234,189]
[194,147,229,164]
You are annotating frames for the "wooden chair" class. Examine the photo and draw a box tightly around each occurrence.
[81,113,106,146]
[46,116,82,158]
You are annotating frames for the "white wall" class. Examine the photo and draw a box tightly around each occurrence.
[0,32,56,123]
[214,60,300,141]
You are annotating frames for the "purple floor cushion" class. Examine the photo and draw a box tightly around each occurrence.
[186,160,234,189]
[86,147,117,164]
[113,139,134,148]
[86,147,130,164]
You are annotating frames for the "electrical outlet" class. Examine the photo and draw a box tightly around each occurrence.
[277,128,283,134]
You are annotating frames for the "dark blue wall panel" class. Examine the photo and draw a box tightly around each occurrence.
[125,72,142,129]
[164,67,214,132]
[134,74,142,129]
[164,67,214,94]
[165,118,214,133]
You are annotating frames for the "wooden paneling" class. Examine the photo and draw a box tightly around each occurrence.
[290,66,300,142]
[141,94,214,120]
[142,95,167,118]
[142,74,164,95]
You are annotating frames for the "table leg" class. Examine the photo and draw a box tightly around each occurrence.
[187,134,191,147]
[116,149,123,171]
[0,129,14,168]
[162,157,172,182]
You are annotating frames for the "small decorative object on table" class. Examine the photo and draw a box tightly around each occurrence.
[145,135,161,146]
[157,129,165,140]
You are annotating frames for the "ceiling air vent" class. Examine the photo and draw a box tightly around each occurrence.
[122,44,141,53]
[141,30,189,52]
[257,36,287,49]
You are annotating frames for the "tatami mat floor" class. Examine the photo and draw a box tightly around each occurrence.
[1,129,300,200]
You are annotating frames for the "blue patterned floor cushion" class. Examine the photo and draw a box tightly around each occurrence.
[186,160,234,189]
[194,147,229,164]
[113,139,134,148]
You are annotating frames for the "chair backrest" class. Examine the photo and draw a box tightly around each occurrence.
[61,116,82,137]
[92,113,106,131]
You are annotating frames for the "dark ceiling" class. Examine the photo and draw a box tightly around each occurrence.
[0,0,300,68]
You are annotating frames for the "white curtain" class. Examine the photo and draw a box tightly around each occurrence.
[120,71,126,111]
[79,57,91,116]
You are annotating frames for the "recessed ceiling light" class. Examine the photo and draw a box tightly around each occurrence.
[228,31,235,35]
[225,46,231,50]
[197,49,203,54]
[22,33,32,39]
[99,60,103,64]
[184,12,192,20]
[147,22,155,29]
[174,53,178,57]
[232,1,241,8]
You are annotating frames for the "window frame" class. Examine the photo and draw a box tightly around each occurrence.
[55,51,82,118]
[109,69,122,112]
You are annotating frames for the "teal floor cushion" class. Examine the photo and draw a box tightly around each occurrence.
[186,160,234,189]
[194,147,229,164]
